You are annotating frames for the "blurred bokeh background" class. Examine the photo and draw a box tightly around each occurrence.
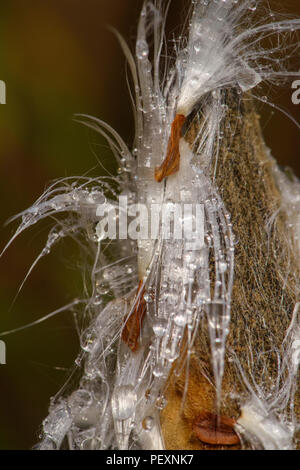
[0,0,299,449]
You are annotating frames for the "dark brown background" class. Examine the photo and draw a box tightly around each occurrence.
[0,0,299,449]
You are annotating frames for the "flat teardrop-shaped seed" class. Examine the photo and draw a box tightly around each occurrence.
[193,412,240,446]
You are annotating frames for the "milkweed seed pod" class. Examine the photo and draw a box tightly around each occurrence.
[2,0,300,450]
[161,92,300,450]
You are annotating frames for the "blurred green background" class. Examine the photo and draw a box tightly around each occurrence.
[0,0,299,449]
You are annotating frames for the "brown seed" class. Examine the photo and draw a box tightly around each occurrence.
[193,412,240,446]
[121,280,147,352]
[155,114,186,182]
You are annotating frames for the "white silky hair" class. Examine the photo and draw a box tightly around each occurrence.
[1,0,300,450]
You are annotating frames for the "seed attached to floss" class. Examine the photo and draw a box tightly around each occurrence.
[193,412,240,446]
[155,114,186,182]
[121,280,147,352]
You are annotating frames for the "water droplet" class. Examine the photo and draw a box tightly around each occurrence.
[155,396,167,410]
[136,40,149,60]
[174,313,186,327]
[144,293,152,303]
[219,261,228,273]
[153,322,166,337]
[153,365,165,378]
[93,295,102,306]
[142,416,154,431]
